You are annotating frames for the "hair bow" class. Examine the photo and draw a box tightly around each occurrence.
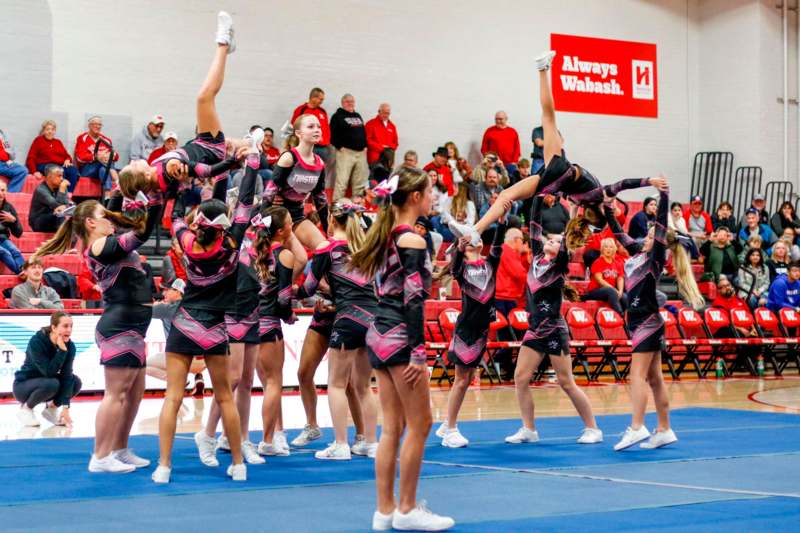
[250,213,272,229]
[195,211,231,230]
[122,191,150,212]
[372,175,399,205]
[336,201,366,216]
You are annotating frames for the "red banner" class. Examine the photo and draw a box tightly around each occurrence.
[550,34,658,118]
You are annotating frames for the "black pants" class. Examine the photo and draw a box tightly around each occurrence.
[30,213,61,233]
[13,375,82,408]
[582,287,627,314]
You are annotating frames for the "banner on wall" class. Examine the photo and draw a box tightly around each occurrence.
[550,33,658,118]
[0,314,323,394]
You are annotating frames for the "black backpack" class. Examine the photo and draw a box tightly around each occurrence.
[43,268,78,299]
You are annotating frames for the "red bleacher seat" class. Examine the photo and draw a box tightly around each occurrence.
[594,307,631,380]
[0,275,19,293]
[41,255,82,275]
[676,308,714,377]
[12,232,54,253]
[424,299,460,321]
[73,177,102,198]
[62,299,83,309]
[778,308,800,373]
[437,308,460,340]
[565,306,603,381]
[660,308,686,378]
[753,307,787,375]
[22,174,43,194]
[698,281,717,300]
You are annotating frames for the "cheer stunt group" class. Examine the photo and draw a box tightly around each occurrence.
[30,13,705,531]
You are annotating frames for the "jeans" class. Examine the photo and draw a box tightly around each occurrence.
[0,161,28,193]
[430,215,455,242]
[582,287,627,314]
[37,163,79,192]
[0,238,24,273]
[77,161,116,190]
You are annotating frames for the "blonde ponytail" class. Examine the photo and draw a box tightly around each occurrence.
[668,231,705,310]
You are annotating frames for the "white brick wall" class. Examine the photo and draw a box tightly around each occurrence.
[0,0,796,203]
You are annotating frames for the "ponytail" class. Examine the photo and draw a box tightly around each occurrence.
[565,215,592,252]
[350,203,394,278]
[34,217,76,258]
[345,215,366,254]
[330,199,367,255]
[562,283,581,302]
[667,230,705,310]
[254,206,290,282]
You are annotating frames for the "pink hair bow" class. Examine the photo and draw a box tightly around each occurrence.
[372,175,399,204]
[250,213,272,229]
[195,211,231,230]
[122,191,149,212]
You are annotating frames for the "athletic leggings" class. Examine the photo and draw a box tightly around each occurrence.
[13,376,82,408]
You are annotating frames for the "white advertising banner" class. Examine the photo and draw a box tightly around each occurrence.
[0,313,324,394]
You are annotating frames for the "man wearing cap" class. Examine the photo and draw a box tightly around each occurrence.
[130,115,165,162]
[481,111,520,174]
[743,193,770,227]
[147,131,178,165]
[684,195,713,247]
[74,116,119,192]
[423,147,454,196]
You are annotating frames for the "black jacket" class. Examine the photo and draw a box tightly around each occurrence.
[0,199,23,240]
[330,108,367,151]
[14,329,77,407]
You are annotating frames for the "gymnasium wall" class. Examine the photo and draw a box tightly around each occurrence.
[0,0,796,201]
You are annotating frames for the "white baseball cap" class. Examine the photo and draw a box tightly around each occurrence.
[164,131,178,141]
[150,114,165,125]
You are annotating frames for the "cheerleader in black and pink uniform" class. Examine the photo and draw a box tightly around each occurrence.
[603,184,704,451]
[34,194,162,474]
[295,200,379,460]
[152,139,256,484]
[350,169,454,532]
[504,195,602,446]
[252,206,306,456]
[435,219,507,449]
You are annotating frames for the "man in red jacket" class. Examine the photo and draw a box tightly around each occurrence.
[74,116,119,193]
[423,147,454,196]
[291,87,335,186]
[495,227,531,316]
[481,111,521,174]
[365,102,399,166]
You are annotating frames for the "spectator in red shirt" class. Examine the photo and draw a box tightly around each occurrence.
[423,147,454,196]
[710,275,749,311]
[291,87,334,185]
[0,129,29,193]
[582,238,627,314]
[26,120,79,192]
[365,102,399,166]
[261,127,280,167]
[74,116,119,193]
[495,227,531,316]
[481,111,521,174]
[146,131,179,165]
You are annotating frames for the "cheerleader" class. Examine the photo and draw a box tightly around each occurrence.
[34,193,162,473]
[435,219,507,448]
[504,195,602,445]
[350,169,454,531]
[152,138,256,483]
[603,184,704,450]
[295,200,379,460]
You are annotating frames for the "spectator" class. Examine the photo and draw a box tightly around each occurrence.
[539,193,570,235]
[495,227,530,316]
[669,202,689,233]
[365,102,398,167]
[779,227,800,260]
[153,279,185,337]
[260,127,281,168]
[428,169,450,230]
[743,193,769,227]
[530,124,545,174]
[74,116,119,192]
[711,275,749,311]
[162,237,188,286]
[401,150,418,170]
[738,234,764,263]
[424,147,454,196]
[433,183,476,242]
[413,216,436,259]
[291,87,333,180]
[77,259,101,303]
[582,237,627,314]
[444,142,465,185]
[767,240,792,281]
[699,227,741,284]
[25,120,79,192]
[0,128,28,194]
[0,181,24,273]
[473,168,505,218]
[582,202,627,269]
[711,201,738,234]
[11,258,64,310]
[146,131,178,164]
[471,152,510,187]
[738,208,778,249]
[628,196,657,241]
[12,312,80,427]
[770,201,800,238]
[685,195,713,247]
[767,261,800,312]
[737,247,770,310]
[330,93,368,202]
[510,158,532,187]
[29,164,70,232]
[481,111,520,174]
[129,114,165,162]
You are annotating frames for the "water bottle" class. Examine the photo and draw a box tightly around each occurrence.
[756,355,765,377]
[715,357,724,379]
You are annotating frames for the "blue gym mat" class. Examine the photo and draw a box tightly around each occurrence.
[1,407,798,532]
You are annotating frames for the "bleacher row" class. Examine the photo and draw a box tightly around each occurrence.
[423,298,800,384]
